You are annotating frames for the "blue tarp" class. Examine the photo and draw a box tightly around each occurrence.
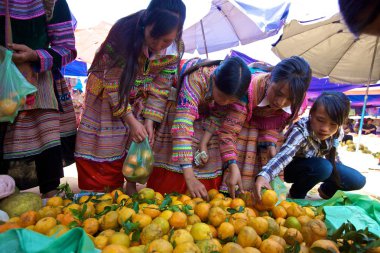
[61,60,87,77]
[347,95,380,107]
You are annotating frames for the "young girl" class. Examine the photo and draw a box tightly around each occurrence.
[147,57,251,199]
[74,0,186,194]
[255,92,366,199]
[218,56,312,197]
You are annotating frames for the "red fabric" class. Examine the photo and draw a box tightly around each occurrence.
[147,167,222,195]
[75,157,125,192]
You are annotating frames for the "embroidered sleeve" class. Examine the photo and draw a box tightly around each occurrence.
[259,126,306,181]
[143,62,177,123]
[171,71,203,165]
[35,0,76,72]
[202,103,226,134]
[104,81,132,118]
[218,101,248,163]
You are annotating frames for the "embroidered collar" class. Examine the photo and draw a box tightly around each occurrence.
[257,96,292,114]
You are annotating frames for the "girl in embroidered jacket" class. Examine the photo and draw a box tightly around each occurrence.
[74,0,186,194]
[0,0,77,197]
[147,57,251,199]
[255,92,366,200]
[219,56,312,198]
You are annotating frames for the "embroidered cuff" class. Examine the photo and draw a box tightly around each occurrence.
[223,159,237,170]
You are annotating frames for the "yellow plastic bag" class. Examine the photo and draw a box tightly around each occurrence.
[122,138,154,184]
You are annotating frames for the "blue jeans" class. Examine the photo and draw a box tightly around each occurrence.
[284,157,366,199]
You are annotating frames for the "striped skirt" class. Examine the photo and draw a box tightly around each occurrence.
[147,101,223,194]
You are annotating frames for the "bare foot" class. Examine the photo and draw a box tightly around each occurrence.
[125,181,138,196]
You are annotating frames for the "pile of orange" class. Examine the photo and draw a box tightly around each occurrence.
[0,188,366,253]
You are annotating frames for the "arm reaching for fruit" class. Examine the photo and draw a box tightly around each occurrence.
[183,167,209,200]
[254,176,272,201]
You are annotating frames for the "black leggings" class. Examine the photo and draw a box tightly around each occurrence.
[0,136,63,194]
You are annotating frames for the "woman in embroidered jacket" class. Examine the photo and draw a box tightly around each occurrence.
[75,0,186,194]
[219,56,312,197]
[0,0,77,197]
[147,57,251,199]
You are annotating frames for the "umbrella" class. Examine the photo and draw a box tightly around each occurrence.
[183,0,290,58]
[272,13,380,150]
[74,21,112,63]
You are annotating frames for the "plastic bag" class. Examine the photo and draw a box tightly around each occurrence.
[270,176,288,204]
[0,47,37,123]
[122,138,154,184]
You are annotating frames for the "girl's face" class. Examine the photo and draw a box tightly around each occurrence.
[310,105,339,140]
[266,80,291,110]
[144,25,178,53]
[212,78,239,106]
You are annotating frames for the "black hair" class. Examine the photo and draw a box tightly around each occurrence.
[310,91,351,185]
[177,57,251,100]
[270,56,312,123]
[339,0,380,35]
[91,0,186,110]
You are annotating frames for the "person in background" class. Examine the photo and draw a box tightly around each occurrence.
[254,92,366,200]
[342,118,354,142]
[218,56,312,198]
[74,0,186,195]
[362,118,377,135]
[339,0,380,36]
[147,57,251,199]
[0,0,77,197]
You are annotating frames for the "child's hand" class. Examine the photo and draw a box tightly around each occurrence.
[253,176,272,201]
[144,119,155,146]
[128,118,148,143]
[183,168,209,200]
[198,144,209,166]
[227,163,244,198]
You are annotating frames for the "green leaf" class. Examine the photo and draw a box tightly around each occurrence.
[133,201,139,213]
[159,195,172,210]
[95,206,112,219]
[170,205,181,212]
[68,221,79,229]
[310,247,330,253]
[227,208,239,214]
[131,230,141,242]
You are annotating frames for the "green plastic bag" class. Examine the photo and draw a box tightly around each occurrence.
[0,47,37,123]
[270,176,288,205]
[122,138,154,184]
[0,227,100,253]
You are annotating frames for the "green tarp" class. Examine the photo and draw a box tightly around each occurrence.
[0,227,100,253]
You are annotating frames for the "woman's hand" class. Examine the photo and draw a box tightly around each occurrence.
[183,167,209,200]
[8,43,39,63]
[126,114,148,143]
[144,119,155,146]
[253,176,272,201]
[227,163,244,198]
[198,143,209,166]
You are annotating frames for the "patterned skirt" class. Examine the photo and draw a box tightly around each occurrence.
[147,101,223,194]
[219,122,284,193]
